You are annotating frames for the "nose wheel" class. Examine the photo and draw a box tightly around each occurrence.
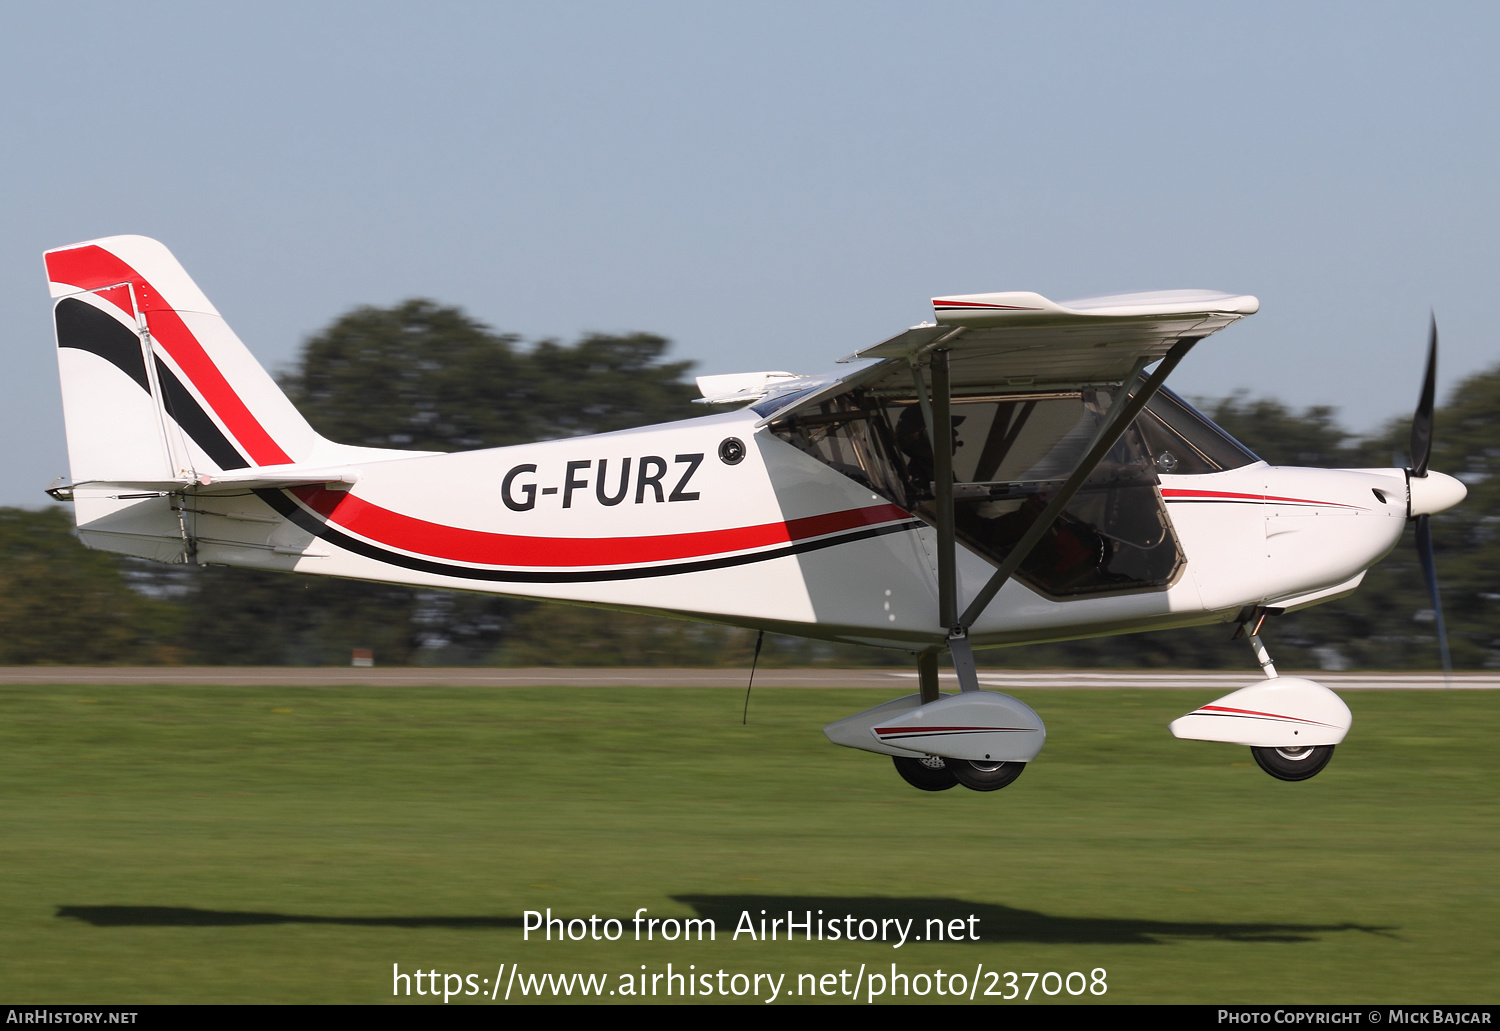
[1251,744,1335,781]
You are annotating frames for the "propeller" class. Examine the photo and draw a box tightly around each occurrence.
[1413,514,1449,674]
[1406,315,1464,674]
[1409,315,1437,479]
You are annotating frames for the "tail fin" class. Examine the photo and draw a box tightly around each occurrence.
[46,236,341,563]
[46,235,320,483]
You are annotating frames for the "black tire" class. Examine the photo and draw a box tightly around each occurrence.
[1251,744,1335,782]
[948,758,1026,792]
[893,755,958,791]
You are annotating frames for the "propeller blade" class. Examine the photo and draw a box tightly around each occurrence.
[1409,314,1437,477]
[1414,513,1453,675]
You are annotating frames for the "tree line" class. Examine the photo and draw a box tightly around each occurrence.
[2,299,1493,669]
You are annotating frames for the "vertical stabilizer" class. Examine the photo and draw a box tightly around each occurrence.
[45,236,328,563]
[46,235,319,481]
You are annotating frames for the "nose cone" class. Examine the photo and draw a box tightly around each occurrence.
[1408,470,1468,517]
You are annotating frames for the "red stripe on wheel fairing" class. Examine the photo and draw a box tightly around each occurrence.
[286,488,913,569]
[874,725,1031,737]
[1195,704,1337,728]
[44,245,291,467]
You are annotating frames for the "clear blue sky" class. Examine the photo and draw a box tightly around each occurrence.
[4,2,1496,504]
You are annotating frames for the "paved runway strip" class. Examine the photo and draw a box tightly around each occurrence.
[0,667,1494,689]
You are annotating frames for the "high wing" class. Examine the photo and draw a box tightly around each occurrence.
[731,287,1260,698]
[747,288,1258,422]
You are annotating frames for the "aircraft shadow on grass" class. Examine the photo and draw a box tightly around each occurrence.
[57,899,1392,945]
[55,907,525,930]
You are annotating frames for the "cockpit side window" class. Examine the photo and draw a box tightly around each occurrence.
[770,396,911,502]
[1136,387,1260,474]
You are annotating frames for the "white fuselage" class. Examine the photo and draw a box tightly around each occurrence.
[77,407,1409,653]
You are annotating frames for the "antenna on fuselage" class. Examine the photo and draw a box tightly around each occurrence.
[742,630,764,725]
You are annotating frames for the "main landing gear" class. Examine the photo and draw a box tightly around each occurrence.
[892,755,957,791]
[821,644,1045,793]
[884,644,1037,793]
[891,754,1027,792]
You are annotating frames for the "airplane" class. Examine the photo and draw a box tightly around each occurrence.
[40,235,1468,793]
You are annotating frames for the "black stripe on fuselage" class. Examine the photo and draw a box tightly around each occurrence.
[255,487,923,584]
[54,296,250,471]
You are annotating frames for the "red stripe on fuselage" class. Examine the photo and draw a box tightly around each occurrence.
[45,245,292,467]
[289,487,912,568]
[1161,488,1361,509]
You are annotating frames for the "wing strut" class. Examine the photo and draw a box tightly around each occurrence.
[915,337,1201,690]
[932,348,958,630]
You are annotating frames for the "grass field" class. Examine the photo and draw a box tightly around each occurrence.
[0,682,1495,1005]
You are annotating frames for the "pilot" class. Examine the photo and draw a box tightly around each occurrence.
[894,404,963,500]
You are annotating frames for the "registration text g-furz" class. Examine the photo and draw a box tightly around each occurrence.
[502,454,705,512]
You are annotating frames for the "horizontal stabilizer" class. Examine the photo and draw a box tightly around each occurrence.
[1169,677,1351,748]
[52,464,360,500]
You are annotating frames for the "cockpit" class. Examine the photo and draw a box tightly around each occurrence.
[767,386,1258,599]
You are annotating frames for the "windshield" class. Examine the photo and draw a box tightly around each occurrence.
[1134,387,1260,474]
